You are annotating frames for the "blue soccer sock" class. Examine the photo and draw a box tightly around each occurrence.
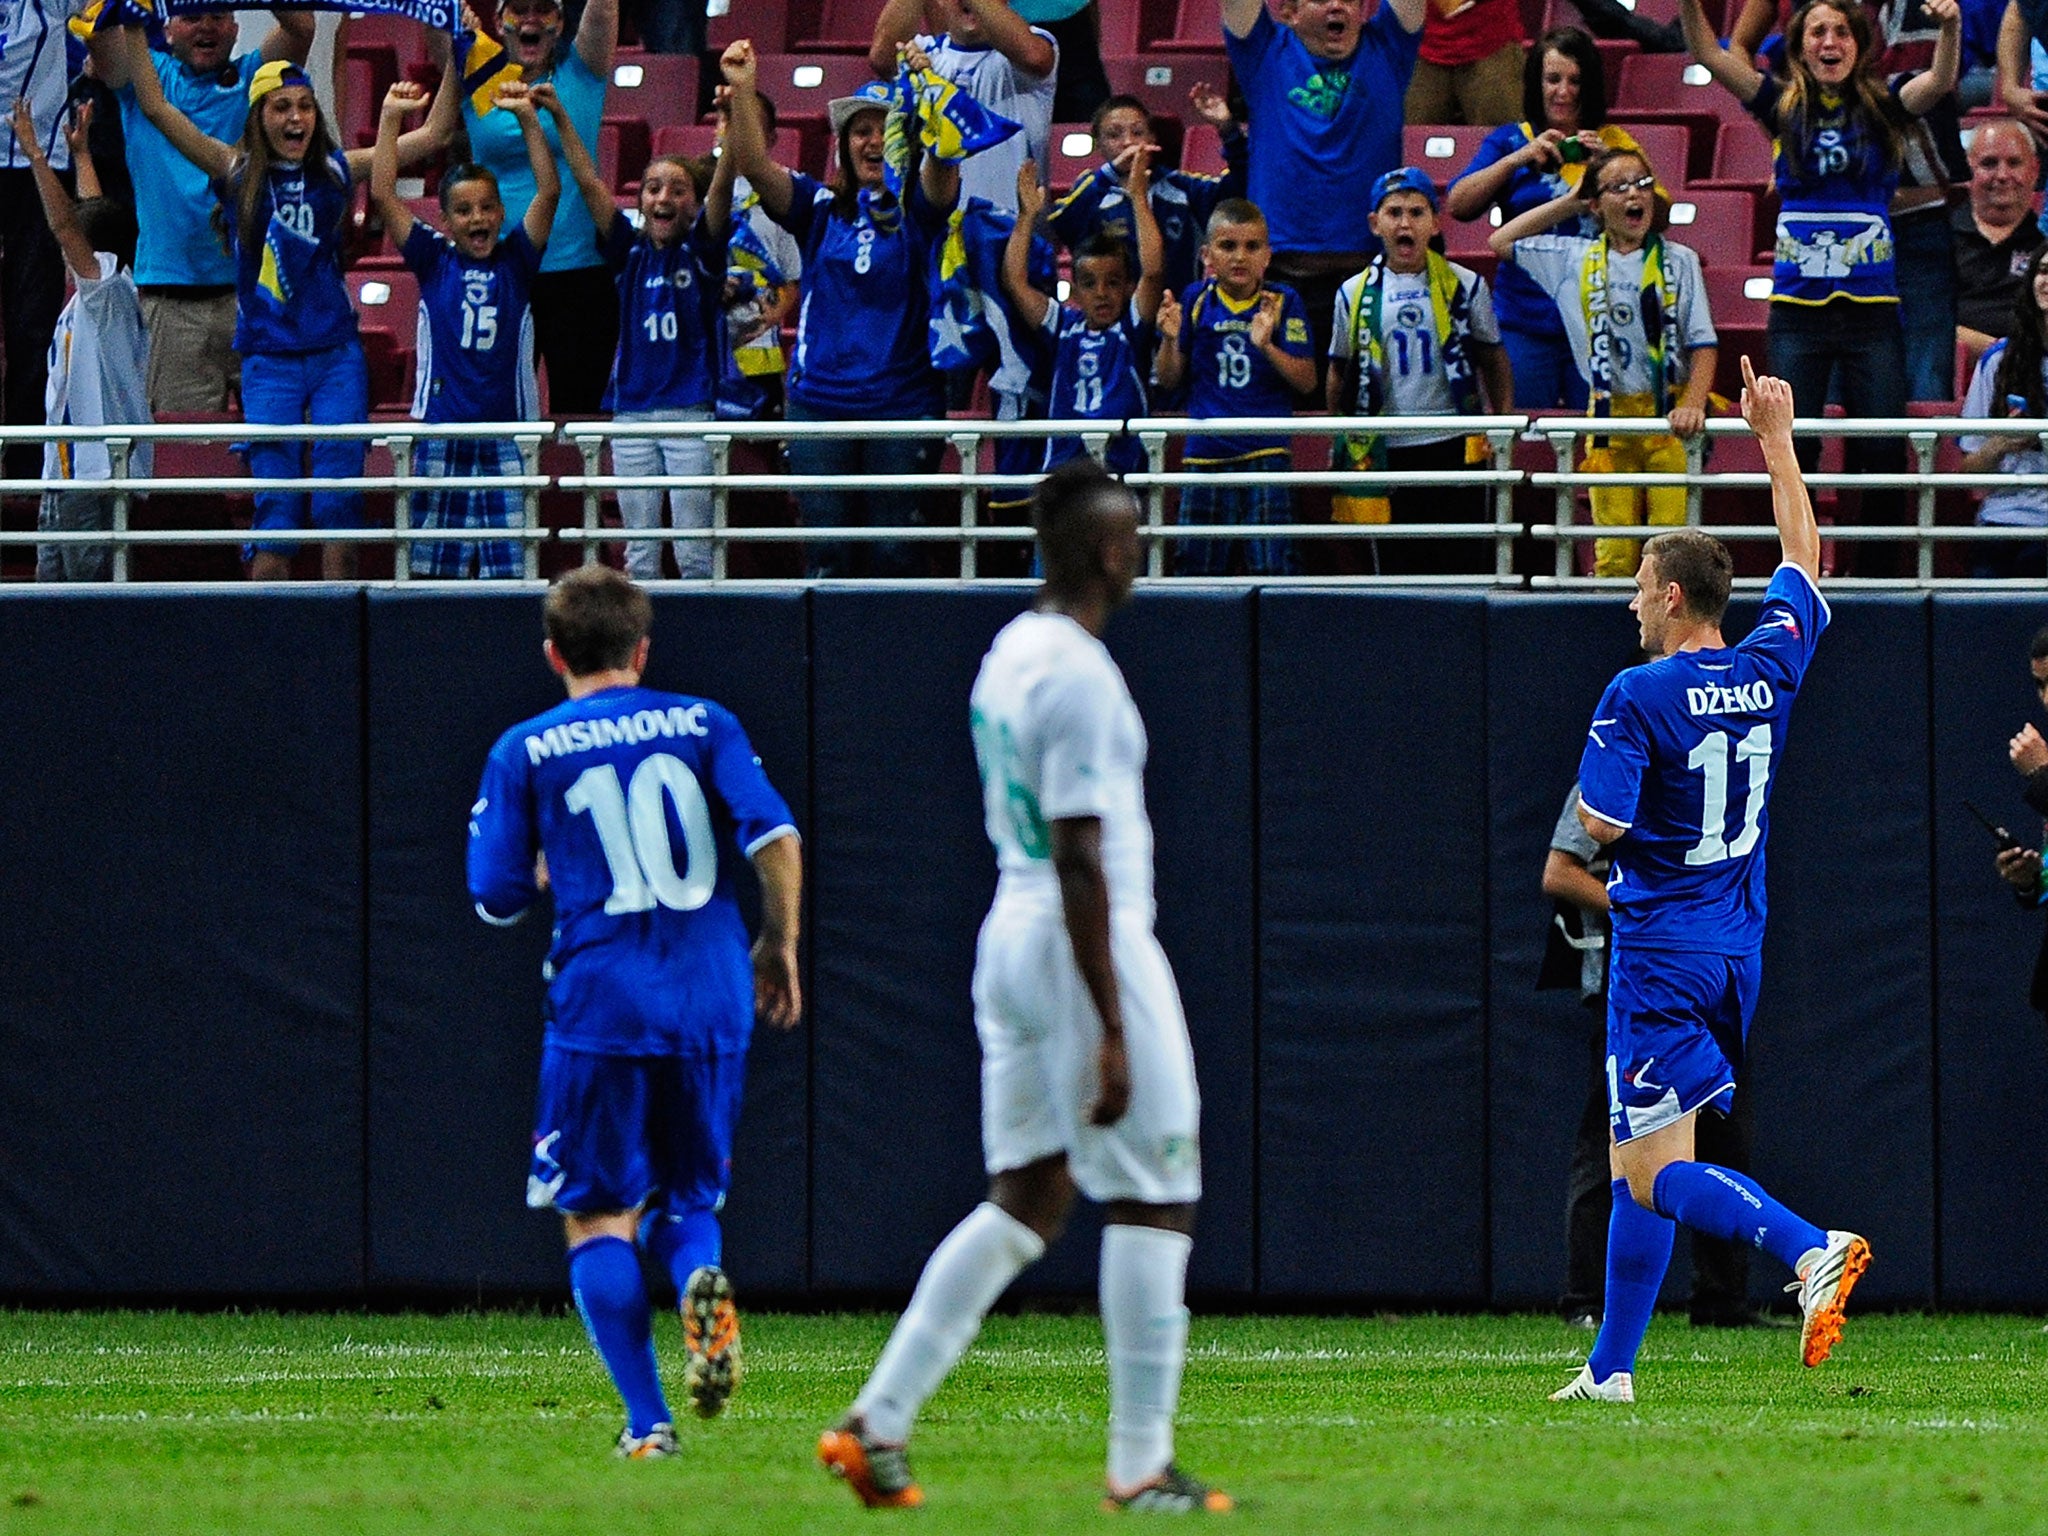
[641,1206,723,1298]
[1587,1178,1675,1383]
[568,1235,671,1435]
[1652,1161,1827,1274]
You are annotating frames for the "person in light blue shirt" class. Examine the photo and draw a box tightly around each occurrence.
[464,0,618,412]
[719,40,959,578]
[469,564,802,1455]
[90,6,313,413]
[1552,358,1870,1407]
[1221,0,1426,373]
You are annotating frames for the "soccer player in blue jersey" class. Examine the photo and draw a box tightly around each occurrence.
[1002,155,1163,476]
[468,566,803,1456]
[373,78,555,580]
[1553,356,1869,1404]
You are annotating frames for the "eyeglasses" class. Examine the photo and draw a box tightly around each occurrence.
[1598,173,1657,196]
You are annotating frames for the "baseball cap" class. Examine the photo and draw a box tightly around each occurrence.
[1370,166,1439,212]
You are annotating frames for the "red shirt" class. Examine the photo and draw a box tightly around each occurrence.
[1418,0,1524,67]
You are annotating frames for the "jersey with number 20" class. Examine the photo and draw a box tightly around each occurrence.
[1577,563,1829,955]
[468,686,797,1056]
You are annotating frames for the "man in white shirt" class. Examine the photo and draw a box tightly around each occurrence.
[818,459,1229,1517]
[869,0,1056,213]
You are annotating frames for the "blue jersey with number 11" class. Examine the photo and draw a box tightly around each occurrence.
[1577,563,1829,955]
[468,685,797,1056]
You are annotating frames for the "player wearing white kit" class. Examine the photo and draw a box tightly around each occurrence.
[818,459,1230,1514]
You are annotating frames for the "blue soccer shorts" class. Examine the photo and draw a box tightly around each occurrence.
[526,1044,746,1219]
[1605,944,1759,1145]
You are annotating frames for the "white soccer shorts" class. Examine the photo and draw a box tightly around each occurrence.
[971,899,1202,1205]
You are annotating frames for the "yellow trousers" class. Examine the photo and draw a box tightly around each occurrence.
[1579,395,1688,578]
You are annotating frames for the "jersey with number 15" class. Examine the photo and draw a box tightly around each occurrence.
[469,686,797,1056]
[1577,562,1829,955]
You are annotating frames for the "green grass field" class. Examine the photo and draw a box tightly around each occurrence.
[3,1309,2046,1534]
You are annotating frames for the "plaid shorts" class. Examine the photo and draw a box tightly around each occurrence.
[1176,464,1299,577]
[410,437,524,580]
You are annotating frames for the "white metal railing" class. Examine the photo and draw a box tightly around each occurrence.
[4,415,2046,585]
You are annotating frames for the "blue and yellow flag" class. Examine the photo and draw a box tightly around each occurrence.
[725,212,787,302]
[455,28,522,115]
[930,195,1052,397]
[901,61,1020,167]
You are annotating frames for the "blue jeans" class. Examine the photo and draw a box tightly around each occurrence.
[1894,210,1956,402]
[1767,300,1908,576]
[784,395,941,578]
[240,341,369,557]
[1502,325,1590,411]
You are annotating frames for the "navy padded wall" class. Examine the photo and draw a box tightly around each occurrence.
[1257,592,1489,1300]
[1931,597,2048,1306]
[0,592,365,1295]
[364,589,810,1294]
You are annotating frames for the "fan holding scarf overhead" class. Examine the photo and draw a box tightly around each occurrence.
[1491,146,1721,579]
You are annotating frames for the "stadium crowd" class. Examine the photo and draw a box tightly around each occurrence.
[6,0,2048,579]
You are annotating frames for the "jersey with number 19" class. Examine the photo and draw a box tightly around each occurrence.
[468,685,797,1057]
[967,611,1199,1204]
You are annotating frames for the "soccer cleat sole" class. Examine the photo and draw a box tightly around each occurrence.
[681,1266,742,1419]
[1800,1236,1872,1368]
[817,1428,925,1509]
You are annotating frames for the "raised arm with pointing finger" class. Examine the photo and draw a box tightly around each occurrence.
[1739,354,1821,582]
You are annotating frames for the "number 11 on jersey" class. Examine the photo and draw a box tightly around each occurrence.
[1685,723,1772,867]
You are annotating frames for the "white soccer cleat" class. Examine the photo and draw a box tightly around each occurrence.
[1550,1365,1634,1402]
[1793,1229,1872,1368]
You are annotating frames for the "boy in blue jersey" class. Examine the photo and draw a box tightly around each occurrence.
[1002,154,1163,475]
[469,565,803,1457]
[373,78,555,579]
[1047,88,1247,302]
[1152,199,1317,577]
[1554,357,1869,1404]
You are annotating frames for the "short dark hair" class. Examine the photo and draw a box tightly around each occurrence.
[2030,624,2048,662]
[438,162,501,213]
[1643,529,1734,623]
[1524,26,1608,130]
[1089,93,1150,138]
[1033,457,1133,586]
[545,565,652,676]
[76,198,137,271]
[1206,198,1266,239]
[1074,231,1133,280]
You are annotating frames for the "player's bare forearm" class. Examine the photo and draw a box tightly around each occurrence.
[869,0,923,77]
[1739,355,1819,578]
[1052,818,1131,1127]
[749,831,803,1029]
[1542,849,1612,913]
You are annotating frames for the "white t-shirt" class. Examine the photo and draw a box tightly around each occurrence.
[918,28,1058,213]
[1960,342,2048,527]
[43,252,153,484]
[2,0,83,169]
[970,609,1155,921]
[1507,234,1716,398]
[1329,261,1500,447]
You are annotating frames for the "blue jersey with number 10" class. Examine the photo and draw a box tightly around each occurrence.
[468,685,797,1056]
[1577,563,1829,955]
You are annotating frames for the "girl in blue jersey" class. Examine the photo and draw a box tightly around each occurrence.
[1679,0,1960,575]
[1445,28,1658,409]
[120,25,456,581]
[546,92,734,581]
[717,39,959,579]
[372,79,557,580]
[1002,155,1164,476]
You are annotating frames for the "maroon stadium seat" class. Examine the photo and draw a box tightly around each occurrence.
[350,268,421,332]
[710,0,791,52]
[1663,187,1764,265]
[599,118,653,191]
[791,0,886,53]
[653,123,721,161]
[1047,122,1100,194]
[1101,53,1228,120]
[609,54,700,129]
[1701,266,1774,328]
[1403,123,1494,187]
[751,51,882,115]
[1615,53,1748,122]
[1705,117,1775,185]
[1182,122,1226,177]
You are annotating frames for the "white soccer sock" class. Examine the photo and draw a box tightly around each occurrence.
[1100,1223,1194,1493]
[853,1201,1045,1445]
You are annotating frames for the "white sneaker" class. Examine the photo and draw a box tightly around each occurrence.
[1792,1229,1872,1367]
[1550,1365,1634,1402]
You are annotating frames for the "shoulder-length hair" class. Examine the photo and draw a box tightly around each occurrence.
[1777,0,1902,180]
[224,93,343,258]
[1522,27,1608,131]
[1995,244,2048,418]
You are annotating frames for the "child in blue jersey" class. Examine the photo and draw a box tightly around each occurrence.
[372,79,555,580]
[121,27,456,581]
[1002,155,1163,476]
[1679,0,1961,575]
[547,92,733,581]
[1553,356,1869,1406]
[1048,87,1247,302]
[1444,27,1657,409]
[469,565,803,1455]
[1152,199,1317,577]
[718,39,958,579]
